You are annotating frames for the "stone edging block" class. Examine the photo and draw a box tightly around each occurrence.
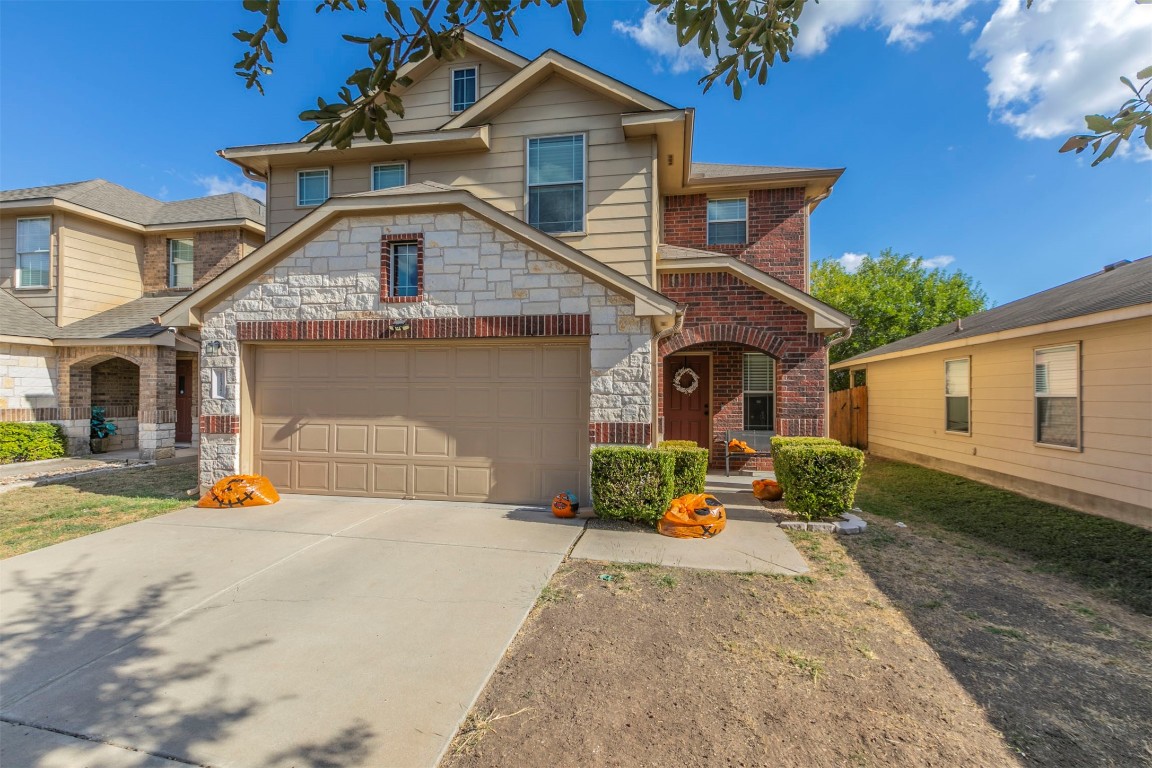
[778,509,868,535]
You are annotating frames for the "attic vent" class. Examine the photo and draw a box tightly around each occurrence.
[1103,259,1131,272]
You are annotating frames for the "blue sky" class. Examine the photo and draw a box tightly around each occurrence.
[1,0,1149,306]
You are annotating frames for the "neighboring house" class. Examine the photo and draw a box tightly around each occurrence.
[0,180,265,458]
[161,33,852,503]
[832,257,1151,528]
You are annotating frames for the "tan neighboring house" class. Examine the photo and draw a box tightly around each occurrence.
[1,180,265,459]
[161,33,852,503]
[832,257,1151,528]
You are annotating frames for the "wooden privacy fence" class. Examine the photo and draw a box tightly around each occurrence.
[829,385,868,449]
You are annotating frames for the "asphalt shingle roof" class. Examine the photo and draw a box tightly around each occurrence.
[0,290,59,338]
[0,294,180,341]
[0,179,264,227]
[837,256,1152,364]
[690,162,836,178]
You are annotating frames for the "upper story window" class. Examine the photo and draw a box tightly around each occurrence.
[527,134,585,234]
[380,233,424,303]
[743,353,775,430]
[168,238,194,289]
[372,162,407,191]
[944,357,970,434]
[15,217,51,288]
[1034,344,1080,449]
[707,198,747,245]
[297,169,329,207]
[452,67,478,112]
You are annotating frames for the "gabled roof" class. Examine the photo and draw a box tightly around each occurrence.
[160,183,679,328]
[0,289,58,340]
[0,293,179,344]
[833,256,1152,367]
[0,179,265,229]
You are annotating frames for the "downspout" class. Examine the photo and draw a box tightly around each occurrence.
[651,305,688,445]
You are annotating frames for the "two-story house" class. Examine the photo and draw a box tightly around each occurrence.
[0,180,265,459]
[160,33,852,503]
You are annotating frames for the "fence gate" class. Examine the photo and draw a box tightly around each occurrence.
[829,385,868,449]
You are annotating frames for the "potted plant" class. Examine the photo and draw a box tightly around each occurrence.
[90,406,118,453]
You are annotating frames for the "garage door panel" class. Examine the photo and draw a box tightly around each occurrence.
[541,468,582,498]
[541,387,583,421]
[454,466,492,498]
[334,462,369,493]
[260,388,295,418]
[413,465,450,497]
[454,427,489,459]
[297,424,331,453]
[260,422,293,452]
[413,427,450,457]
[411,387,452,417]
[374,388,410,417]
[372,464,408,495]
[455,387,493,418]
[498,348,536,378]
[455,348,493,378]
[373,426,409,456]
[296,388,333,416]
[374,349,410,378]
[295,461,331,492]
[542,346,583,378]
[297,350,333,377]
[334,349,373,378]
[260,349,296,379]
[335,425,370,454]
[542,430,582,463]
[413,349,451,379]
[489,465,538,503]
[496,426,537,461]
[498,388,537,419]
[259,459,292,489]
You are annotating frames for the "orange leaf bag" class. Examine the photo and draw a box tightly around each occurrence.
[728,439,756,454]
[198,475,280,508]
[552,491,579,518]
[657,493,727,539]
[752,478,784,501]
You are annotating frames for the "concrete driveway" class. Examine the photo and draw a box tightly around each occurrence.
[0,495,585,768]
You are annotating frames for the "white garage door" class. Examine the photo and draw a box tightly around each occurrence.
[253,341,589,504]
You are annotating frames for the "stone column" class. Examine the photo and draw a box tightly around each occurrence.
[138,346,177,460]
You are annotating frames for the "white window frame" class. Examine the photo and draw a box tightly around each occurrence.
[450,65,479,113]
[1034,343,1081,450]
[944,357,971,435]
[707,198,748,246]
[524,133,587,236]
[743,353,776,431]
[371,161,408,191]
[389,241,420,298]
[297,168,330,207]
[210,369,227,400]
[15,216,52,289]
[168,238,195,289]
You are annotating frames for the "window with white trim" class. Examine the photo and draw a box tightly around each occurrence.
[210,369,227,400]
[707,198,747,245]
[15,217,51,288]
[451,67,478,112]
[527,134,584,234]
[944,357,970,433]
[371,162,407,191]
[743,353,775,430]
[297,169,329,206]
[390,242,419,297]
[1034,344,1079,448]
[168,238,194,289]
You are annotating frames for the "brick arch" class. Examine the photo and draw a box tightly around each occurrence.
[659,323,793,359]
[67,352,145,371]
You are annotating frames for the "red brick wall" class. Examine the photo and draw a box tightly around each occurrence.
[663,187,807,290]
[90,358,139,411]
[143,229,248,294]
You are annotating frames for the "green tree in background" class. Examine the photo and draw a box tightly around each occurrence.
[812,250,988,388]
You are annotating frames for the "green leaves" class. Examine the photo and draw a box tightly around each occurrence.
[1060,67,1151,167]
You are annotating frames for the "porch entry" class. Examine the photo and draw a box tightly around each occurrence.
[664,354,710,448]
[175,360,193,443]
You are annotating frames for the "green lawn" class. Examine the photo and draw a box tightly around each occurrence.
[854,457,1152,615]
[0,464,198,559]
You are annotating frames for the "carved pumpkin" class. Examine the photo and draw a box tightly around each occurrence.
[552,491,579,518]
[198,475,280,508]
[658,493,727,539]
[752,479,784,502]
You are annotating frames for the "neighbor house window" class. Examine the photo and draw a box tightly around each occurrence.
[297,169,329,206]
[168,238,194,289]
[707,198,747,245]
[527,134,585,234]
[371,162,407,190]
[451,66,478,112]
[743,353,775,430]
[15,217,51,288]
[944,357,970,433]
[389,242,420,297]
[1034,344,1080,448]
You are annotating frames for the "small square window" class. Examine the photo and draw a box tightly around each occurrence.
[707,198,747,245]
[372,163,407,191]
[168,238,194,289]
[452,67,478,112]
[297,169,329,206]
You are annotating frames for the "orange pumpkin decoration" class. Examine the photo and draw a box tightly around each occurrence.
[752,479,784,501]
[728,439,756,454]
[198,475,280,508]
[551,491,579,518]
[658,493,727,539]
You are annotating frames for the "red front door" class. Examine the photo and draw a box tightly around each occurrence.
[664,354,710,448]
[175,360,193,444]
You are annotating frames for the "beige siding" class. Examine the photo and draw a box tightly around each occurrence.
[57,213,144,326]
[0,213,58,324]
[266,76,656,285]
[859,317,1152,523]
[387,53,518,134]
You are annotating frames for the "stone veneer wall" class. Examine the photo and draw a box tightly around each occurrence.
[198,211,654,487]
[0,343,58,415]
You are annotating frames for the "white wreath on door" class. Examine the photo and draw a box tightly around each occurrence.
[672,367,700,395]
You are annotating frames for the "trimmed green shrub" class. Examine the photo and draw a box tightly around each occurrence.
[660,445,709,498]
[591,446,675,525]
[658,440,700,450]
[0,422,67,464]
[770,436,841,453]
[773,443,865,520]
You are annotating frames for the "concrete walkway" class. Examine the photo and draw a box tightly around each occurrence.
[0,495,584,768]
[571,473,809,575]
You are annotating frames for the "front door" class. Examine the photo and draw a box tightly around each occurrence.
[175,360,193,444]
[664,354,710,448]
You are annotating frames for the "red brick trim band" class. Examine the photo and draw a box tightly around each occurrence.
[589,422,652,445]
[200,415,240,434]
[236,315,592,342]
[380,233,424,303]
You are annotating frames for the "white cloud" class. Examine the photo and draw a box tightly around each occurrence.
[921,255,956,269]
[612,8,709,75]
[973,0,1152,142]
[195,174,265,202]
[795,0,974,56]
[838,252,869,272]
